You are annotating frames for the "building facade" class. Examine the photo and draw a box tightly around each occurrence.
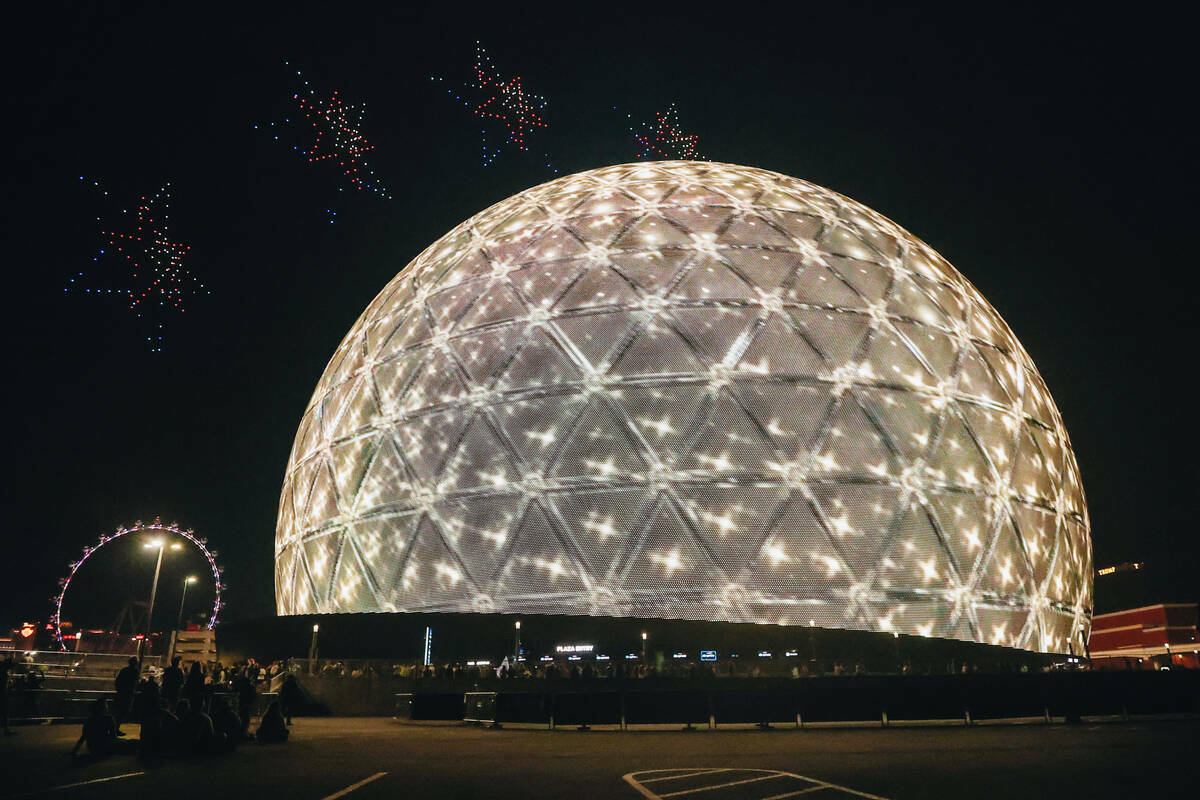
[276,161,1093,655]
[1088,603,1199,670]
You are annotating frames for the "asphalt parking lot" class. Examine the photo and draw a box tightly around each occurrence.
[1,717,1195,799]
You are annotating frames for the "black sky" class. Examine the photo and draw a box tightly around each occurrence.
[3,2,1196,631]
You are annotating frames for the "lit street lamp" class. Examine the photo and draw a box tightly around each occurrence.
[641,631,647,661]
[309,623,320,674]
[139,539,182,671]
[168,576,198,662]
[514,620,521,661]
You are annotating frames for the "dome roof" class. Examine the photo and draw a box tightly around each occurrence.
[276,161,1092,654]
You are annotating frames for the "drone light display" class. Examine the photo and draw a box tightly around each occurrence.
[258,64,392,215]
[52,518,224,651]
[629,104,702,160]
[432,43,556,171]
[68,178,207,352]
[276,161,1091,655]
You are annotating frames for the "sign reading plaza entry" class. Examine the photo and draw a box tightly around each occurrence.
[555,644,594,653]
[700,650,717,661]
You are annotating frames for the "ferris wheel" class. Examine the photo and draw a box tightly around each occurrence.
[50,517,225,651]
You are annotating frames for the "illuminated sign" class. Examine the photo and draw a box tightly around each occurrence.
[539,656,554,662]
[555,644,594,653]
[672,652,688,659]
[785,650,799,657]
[1097,561,1144,577]
[700,650,717,662]
[757,651,772,658]
[423,626,432,666]
[624,654,638,660]
[595,654,610,661]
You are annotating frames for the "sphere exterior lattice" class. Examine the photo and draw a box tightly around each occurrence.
[276,161,1092,654]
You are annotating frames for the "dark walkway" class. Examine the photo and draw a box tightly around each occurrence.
[1,716,1193,799]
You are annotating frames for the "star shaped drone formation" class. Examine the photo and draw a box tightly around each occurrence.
[628,104,702,160]
[258,64,392,219]
[67,177,208,353]
[432,43,556,171]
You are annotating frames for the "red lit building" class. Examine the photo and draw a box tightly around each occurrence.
[1088,603,1198,670]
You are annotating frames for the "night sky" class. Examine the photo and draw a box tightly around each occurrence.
[3,3,1195,632]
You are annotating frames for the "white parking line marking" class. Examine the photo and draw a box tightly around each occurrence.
[8,771,145,797]
[640,770,733,783]
[320,772,388,800]
[625,769,890,800]
[762,787,828,799]
[797,776,889,800]
[659,773,787,796]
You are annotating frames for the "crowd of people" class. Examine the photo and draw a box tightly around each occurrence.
[68,655,304,759]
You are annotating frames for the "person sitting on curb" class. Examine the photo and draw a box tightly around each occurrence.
[70,699,134,757]
[175,699,215,755]
[255,701,289,743]
[279,674,304,726]
[209,696,242,752]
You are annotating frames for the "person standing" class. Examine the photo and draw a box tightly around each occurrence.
[1,653,16,735]
[184,661,206,713]
[162,656,184,707]
[234,672,256,738]
[113,657,139,734]
[279,674,303,726]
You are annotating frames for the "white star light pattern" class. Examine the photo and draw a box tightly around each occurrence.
[275,161,1092,655]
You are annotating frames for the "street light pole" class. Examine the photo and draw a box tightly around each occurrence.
[514,620,521,662]
[309,624,320,675]
[168,576,197,663]
[138,539,181,674]
[641,631,647,661]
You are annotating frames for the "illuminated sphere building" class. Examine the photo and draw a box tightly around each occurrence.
[276,161,1092,655]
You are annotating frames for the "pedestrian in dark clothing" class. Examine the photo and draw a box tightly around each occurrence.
[184,661,206,713]
[177,698,215,754]
[234,674,256,737]
[1,654,15,736]
[256,701,289,743]
[133,676,160,722]
[162,656,184,706]
[279,674,303,725]
[70,699,134,756]
[113,657,139,733]
[209,696,241,752]
[139,697,178,759]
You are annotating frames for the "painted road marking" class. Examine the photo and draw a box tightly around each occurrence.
[8,771,145,798]
[640,770,733,783]
[625,769,890,800]
[659,773,787,796]
[320,772,388,800]
[761,787,829,799]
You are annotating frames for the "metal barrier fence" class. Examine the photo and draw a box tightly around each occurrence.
[393,671,1200,729]
[7,688,278,723]
[290,658,419,678]
[8,651,164,679]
